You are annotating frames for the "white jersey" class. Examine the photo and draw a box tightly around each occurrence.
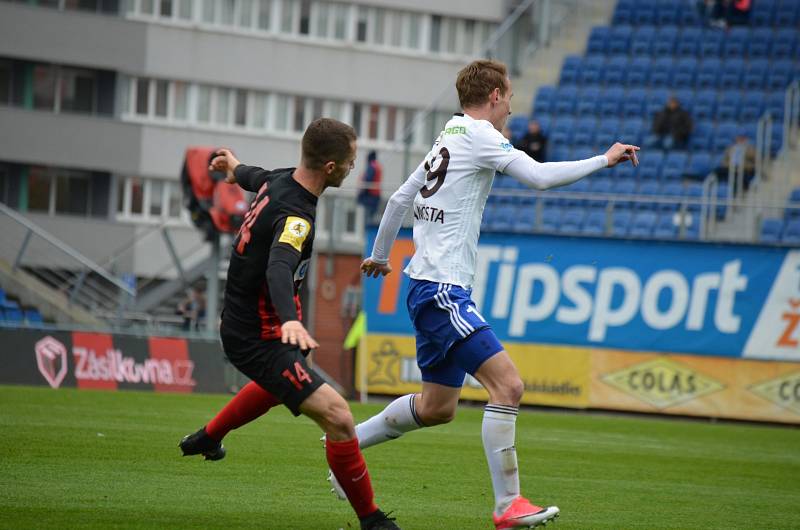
[405,113,521,288]
[369,112,607,290]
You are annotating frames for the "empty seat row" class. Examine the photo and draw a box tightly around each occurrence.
[760,218,800,243]
[590,25,800,58]
[559,55,799,91]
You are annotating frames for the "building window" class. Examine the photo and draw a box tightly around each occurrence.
[367,104,379,140]
[159,0,173,17]
[407,13,421,49]
[201,0,215,23]
[389,10,402,47]
[33,65,56,111]
[55,171,90,216]
[251,92,269,129]
[148,179,163,217]
[130,177,144,215]
[178,0,193,20]
[28,167,53,213]
[274,94,290,130]
[280,0,295,33]
[257,0,272,29]
[60,67,96,114]
[356,6,367,42]
[196,85,212,123]
[312,1,329,38]
[215,87,232,125]
[333,3,347,40]
[234,88,247,126]
[173,81,188,120]
[299,0,311,35]
[140,0,156,15]
[220,0,236,25]
[351,103,362,136]
[0,59,10,105]
[386,106,397,142]
[155,79,169,117]
[293,96,305,132]
[135,78,149,115]
[166,182,182,218]
[430,15,442,53]
[239,0,255,27]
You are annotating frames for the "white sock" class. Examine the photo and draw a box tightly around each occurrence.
[355,394,425,449]
[482,404,520,514]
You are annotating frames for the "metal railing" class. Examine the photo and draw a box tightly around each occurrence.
[0,202,135,318]
[782,80,800,153]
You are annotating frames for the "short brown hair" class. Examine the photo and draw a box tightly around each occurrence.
[455,60,509,109]
[301,118,357,170]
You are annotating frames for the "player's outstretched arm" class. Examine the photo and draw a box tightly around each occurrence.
[365,161,426,273]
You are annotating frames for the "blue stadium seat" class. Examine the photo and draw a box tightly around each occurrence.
[532,85,556,115]
[678,3,702,25]
[696,58,722,90]
[595,117,621,146]
[24,309,44,326]
[716,91,741,121]
[613,2,633,25]
[723,27,750,58]
[739,91,766,122]
[572,117,597,145]
[549,146,570,162]
[673,58,697,89]
[613,179,637,209]
[636,150,664,181]
[786,188,800,221]
[630,212,658,237]
[676,27,702,58]
[554,86,578,115]
[699,31,724,58]
[625,57,652,87]
[767,60,795,90]
[621,88,646,117]
[636,181,661,210]
[599,88,625,118]
[603,56,629,87]
[582,209,607,235]
[743,59,770,90]
[662,152,688,181]
[550,117,576,146]
[674,89,694,114]
[774,2,799,27]
[713,122,739,152]
[576,87,601,116]
[784,220,800,244]
[759,219,783,243]
[653,26,679,57]
[589,178,613,208]
[4,307,23,323]
[541,207,562,232]
[619,117,645,146]
[631,26,656,57]
[3,299,19,310]
[560,55,582,85]
[0,288,5,306]
[692,91,717,121]
[612,210,634,236]
[489,206,514,232]
[687,152,713,180]
[768,90,787,122]
[656,0,680,25]
[719,60,744,90]
[608,26,633,55]
[586,26,610,56]
[632,6,656,26]
[645,89,671,118]
[689,121,713,152]
[559,209,587,234]
[654,214,678,238]
[772,28,798,60]
[580,56,605,86]
[748,28,773,59]
[751,0,776,26]
[650,57,675,88]
[685,183,704,214]
[511,208,536,233]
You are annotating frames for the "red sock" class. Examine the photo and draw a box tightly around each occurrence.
[206,381,280,441]
[326,438,378,518]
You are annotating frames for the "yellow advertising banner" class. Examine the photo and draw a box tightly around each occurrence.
[591,349,800,424]
[356,334,590,408]
[357,335,800,424]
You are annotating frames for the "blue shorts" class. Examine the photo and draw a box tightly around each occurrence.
[406,279,504,388]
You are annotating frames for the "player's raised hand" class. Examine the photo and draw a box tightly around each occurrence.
[209,148,242,184]
[281,320,319,350]
[361,258,392,278]
[604,142,640,168]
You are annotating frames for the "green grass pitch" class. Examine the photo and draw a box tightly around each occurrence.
[1,385,798,529]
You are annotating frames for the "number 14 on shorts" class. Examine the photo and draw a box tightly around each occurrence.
[282,362,312,390]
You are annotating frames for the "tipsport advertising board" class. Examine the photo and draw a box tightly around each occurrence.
[360,230,800,423]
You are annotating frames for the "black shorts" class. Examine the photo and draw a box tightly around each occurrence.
[220,324,324,416]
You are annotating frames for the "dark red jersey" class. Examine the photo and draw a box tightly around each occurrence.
[222,166,316,341]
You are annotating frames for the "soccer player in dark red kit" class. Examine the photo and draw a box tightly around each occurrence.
[179,118,400,530]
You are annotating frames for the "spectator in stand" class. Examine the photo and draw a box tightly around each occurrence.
[648,96,692,151]
[514,120,547,162]
[357,150,383,221]
[716,133,757,191]
[177,286,206,331]
[702,0,751,28]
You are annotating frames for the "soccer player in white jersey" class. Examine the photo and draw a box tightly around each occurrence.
[328,60,640,529]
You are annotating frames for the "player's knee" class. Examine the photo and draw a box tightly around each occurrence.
[321,398,355,439]
[489,376,524,406]
[418,404,456,426]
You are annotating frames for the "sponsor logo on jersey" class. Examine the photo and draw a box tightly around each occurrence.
[500,141,513,151]
[444,126,467,135]
[279,216,311,252]
[749,371,800,415]
[413,204,445,224]
[601,358,724,408]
